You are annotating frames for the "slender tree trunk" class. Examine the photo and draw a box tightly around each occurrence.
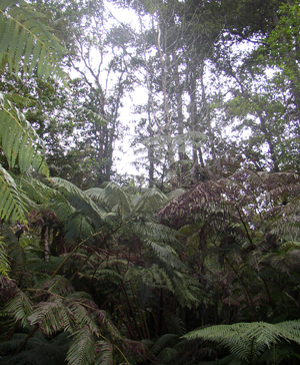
[42,226,49,262]
[173,52,187,184]
[157,19,177,190]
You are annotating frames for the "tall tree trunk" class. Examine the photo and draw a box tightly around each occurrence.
[157,19,177,190]
[173,52,187,185]
[42,226,50,262]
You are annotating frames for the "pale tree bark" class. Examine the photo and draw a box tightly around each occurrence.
[156,18,178,189]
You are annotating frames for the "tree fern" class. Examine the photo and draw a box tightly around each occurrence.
[0,236,11,277]
[0,165,28,224]
[132,187,168,213]
[5,289,32,326]
[95,341,114,365]
[0,92,48,174]
[28,299,73,336]
[66,324,96,365]
[0,0,66,79]
[183,321,300,364]
[89,182,132,219]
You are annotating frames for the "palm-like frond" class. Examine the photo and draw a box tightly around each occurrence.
[95,341,114,365]
[183,321,300,363]
[0,236,11,276]
[28,299,72,336]
[132,187,168,213]
[0,166,28,223]
[66,324,96,365]
[0,0,66,79]
[0,93,48,175]
[5,290,32,326]
[93,182,132,218]
[51,177,106,222]
[98,310,123,340]
[151,333,178,356]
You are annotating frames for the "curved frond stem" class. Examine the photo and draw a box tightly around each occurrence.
[130,280,149,339]
[225,256,256,321]
[98,333,130,365]
[235,205,253,247]
[49,231,103,279]
[24,288,97,312]
[101,279,137,340]
[69,251,94,283]
[51,214,139,280]
[211,237,256,321]
[115,264,143,339]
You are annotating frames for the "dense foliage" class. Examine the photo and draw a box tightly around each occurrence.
[1,0,300,364]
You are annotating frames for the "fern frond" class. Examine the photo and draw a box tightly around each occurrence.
[98,310,122,340]
[0,166,28,223]
[133,187,167,213]
[95,341,114,365]
[133,221,182,249]
[151,333,178,356]
[5,289,32,326]
[66,324,96,365]
[38,275,74,297]
[4,227,27,281]
[51,177,105,222]
[144,239,185,269]
[0,92,48,175]
[126,264,174,293]
[28,299,72,336]
[84,187,104,203]
[183,321,300,363]
[97,182,132,218]
[18,175,54,204]
[0,331,70,365]
[0,236,11,276]
[67,301,99,335]
[0,0,66,79]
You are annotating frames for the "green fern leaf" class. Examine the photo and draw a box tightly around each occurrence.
[66,325,96,365]
[0,237,11,276]
[5,290,32,326]
[98,310,122,340]
[52,177,105,221]
[95,341,114,365]
[28,299,72,336]
[133,187,168,213]
[97,182,132,218]
[0,166,28,223]
[0,0,66,80]
[0,91,48,175]
[183,321,300,363]
[151,334,178,356]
